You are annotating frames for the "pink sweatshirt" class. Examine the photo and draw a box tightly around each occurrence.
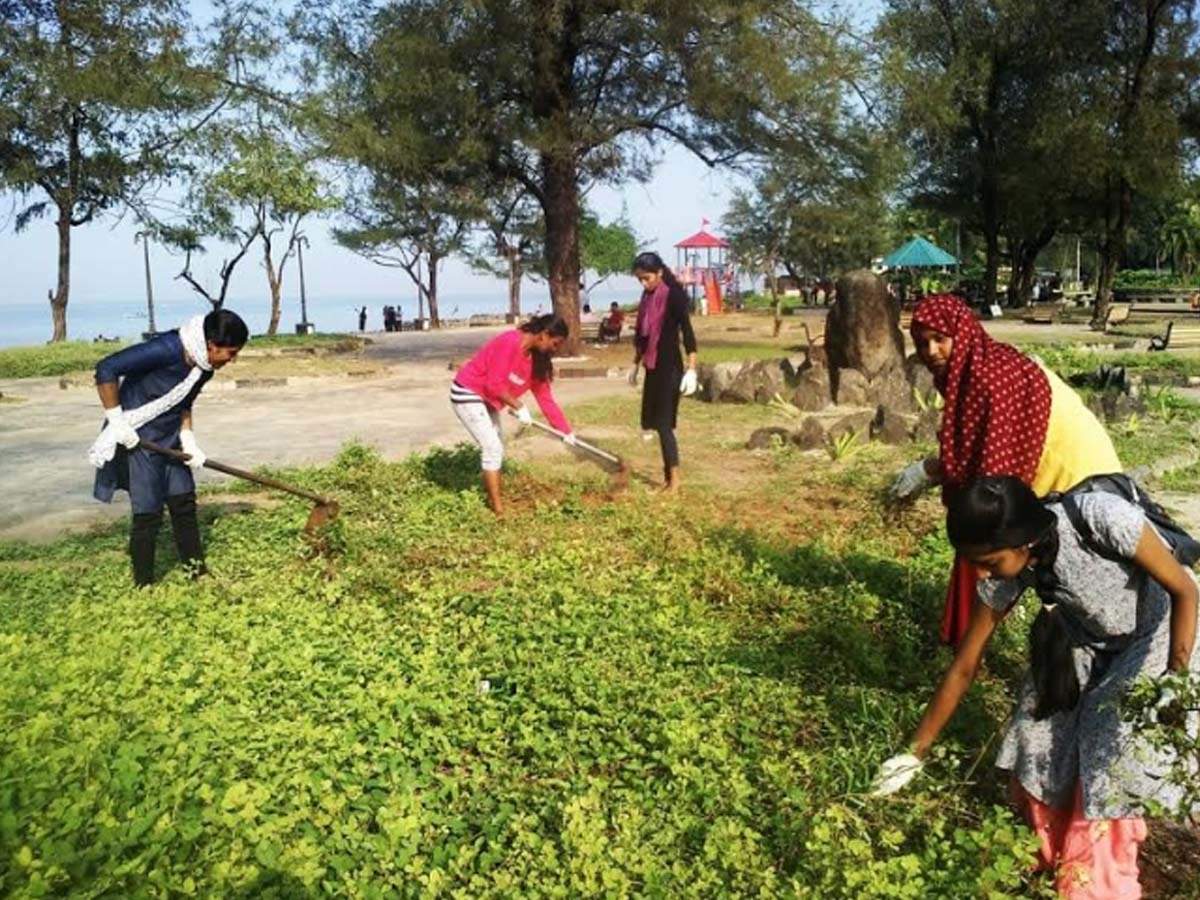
[455,330,571,433]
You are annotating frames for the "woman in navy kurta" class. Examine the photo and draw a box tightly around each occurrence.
[90,310,248,585]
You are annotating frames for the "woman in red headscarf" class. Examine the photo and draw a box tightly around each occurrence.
[891,294,1121,645]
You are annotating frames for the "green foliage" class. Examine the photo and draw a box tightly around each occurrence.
[1121,672,1200,820]
[1112,268,1200,290]
[580,211,638,291]
[0,441,1054,896]
[0,340,128,379]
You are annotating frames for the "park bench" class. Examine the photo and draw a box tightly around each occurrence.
[1149,321,1200,352]
[1022,305,1058,325]
[1103,303,1131,332]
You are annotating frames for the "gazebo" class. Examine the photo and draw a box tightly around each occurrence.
[675,220,732,315]
[882,236,957,269]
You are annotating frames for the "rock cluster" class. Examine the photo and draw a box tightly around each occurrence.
[693,269,942,453]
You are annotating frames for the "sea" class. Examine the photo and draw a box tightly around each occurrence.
[0,285,635,349]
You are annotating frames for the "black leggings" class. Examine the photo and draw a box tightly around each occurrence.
[656,426,679,471]
[129,492,205,586]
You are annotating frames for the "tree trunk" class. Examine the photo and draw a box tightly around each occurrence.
[50,206,71,342]
[983,232,1001,309]
[1093,178,1132,328]
[541,153,582,353]
[264,241,283,336]
[508,247,522,321]
[427,252,441,328]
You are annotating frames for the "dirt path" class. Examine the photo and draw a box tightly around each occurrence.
[0,328,629,541]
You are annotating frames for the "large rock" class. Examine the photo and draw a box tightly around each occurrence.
[792,417,828,450]
[721,359,787,405]
[832,367,871,406]
[699,362,744,402]
[791,362,832,411]
[905,353,937,405]
[746,426,792,450]
[825,270,906,380]
[912,407,941,443]
[871,405,913,445]
[828,410,875,442]
[868,359,918,412]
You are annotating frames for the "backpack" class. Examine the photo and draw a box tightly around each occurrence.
[1044,473,1200,567]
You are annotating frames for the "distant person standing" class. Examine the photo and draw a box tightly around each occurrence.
[89,310,249,585]
[628,252,698,492]
[358,306,367,332]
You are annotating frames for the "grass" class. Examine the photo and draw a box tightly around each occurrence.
[0,340,129,379]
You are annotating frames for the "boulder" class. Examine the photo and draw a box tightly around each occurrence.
[832,367,871,406]
[746,426,792,450]
[828,410,874,442]
[871,405,912,445]
[791,363,832,412]
[912,407,941,443]
[825,270,906,380]
[699,362,744,402]
[792,416,828,450]
[721,359,786,405]
[905,353,938,405]
[865,359,917,412]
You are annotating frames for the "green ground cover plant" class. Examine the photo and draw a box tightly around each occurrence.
[0,439,1061,897]
[2,351,1195,897]
[0,340,129,379]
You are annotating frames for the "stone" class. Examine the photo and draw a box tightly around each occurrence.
[828,410,874,442]
[699,361,744,402]
[905,353,937,405]
[825,269,906,380]
[912,407,941,443]
[871,405,912,445]
[721,359,786,405]
[791,363,832,411]
[746,426,792,450]
[865,359,917,412]
[832,367,871,406]
[792,416,828,450]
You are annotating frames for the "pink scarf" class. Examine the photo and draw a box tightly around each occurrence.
[636,281,670,370]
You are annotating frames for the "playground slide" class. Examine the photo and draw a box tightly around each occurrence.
[703,272,723,315]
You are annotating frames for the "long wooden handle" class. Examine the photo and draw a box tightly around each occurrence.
[523,417,622,465]
[139,440,333,506]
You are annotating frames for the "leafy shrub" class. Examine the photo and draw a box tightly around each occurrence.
[1113,269,1200,290]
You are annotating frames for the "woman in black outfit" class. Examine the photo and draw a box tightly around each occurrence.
[629,252,698,491]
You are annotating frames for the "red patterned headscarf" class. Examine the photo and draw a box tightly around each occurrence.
[911,295,1052,494]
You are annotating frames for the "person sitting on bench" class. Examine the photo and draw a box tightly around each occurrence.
[599,302,625,342]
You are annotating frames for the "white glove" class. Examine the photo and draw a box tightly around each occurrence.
[563,432,578,447]
[514,405,533,426]
[104,407,141,450]
[890,460,933,500]
[627,364,640,387]
[178,429,206,472]
[679,368,698,396]
[870,753,923,796]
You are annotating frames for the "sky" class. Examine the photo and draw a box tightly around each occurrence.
[0,145,742,312]
[0,0,880,315]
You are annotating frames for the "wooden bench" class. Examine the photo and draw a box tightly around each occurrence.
[1103,303,1131,332]
[1022,304,1058,324]
[1150,321,1200,352]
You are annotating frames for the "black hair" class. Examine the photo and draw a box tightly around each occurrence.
[946,476,1057,554]
[582,303,592,313]
[204,309,249,348]
[632,251,683,291]
[1029,605,1080,719]
[610,301,620,310]
[519,314,569,382]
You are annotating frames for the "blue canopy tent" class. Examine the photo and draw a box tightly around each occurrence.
[882,236,957,268]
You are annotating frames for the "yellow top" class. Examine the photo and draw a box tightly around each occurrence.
[1030,363,1122,496]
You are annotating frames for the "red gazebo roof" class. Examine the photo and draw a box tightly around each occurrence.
[675,228,729,249]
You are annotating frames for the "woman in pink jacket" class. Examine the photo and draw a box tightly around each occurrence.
[450,315,575,514]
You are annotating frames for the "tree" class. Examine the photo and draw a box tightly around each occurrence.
[333,174,475,328]
[468,186,545,323]
[1080,0,1199,323]
[1158,194,1200,278]
[877,0,1097,307]
[579,210,638,300]
[0,0,226,340]
[299,0,850,350]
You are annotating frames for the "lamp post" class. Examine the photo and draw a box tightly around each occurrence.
[295,234,314,334]
[135,231,156,338]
